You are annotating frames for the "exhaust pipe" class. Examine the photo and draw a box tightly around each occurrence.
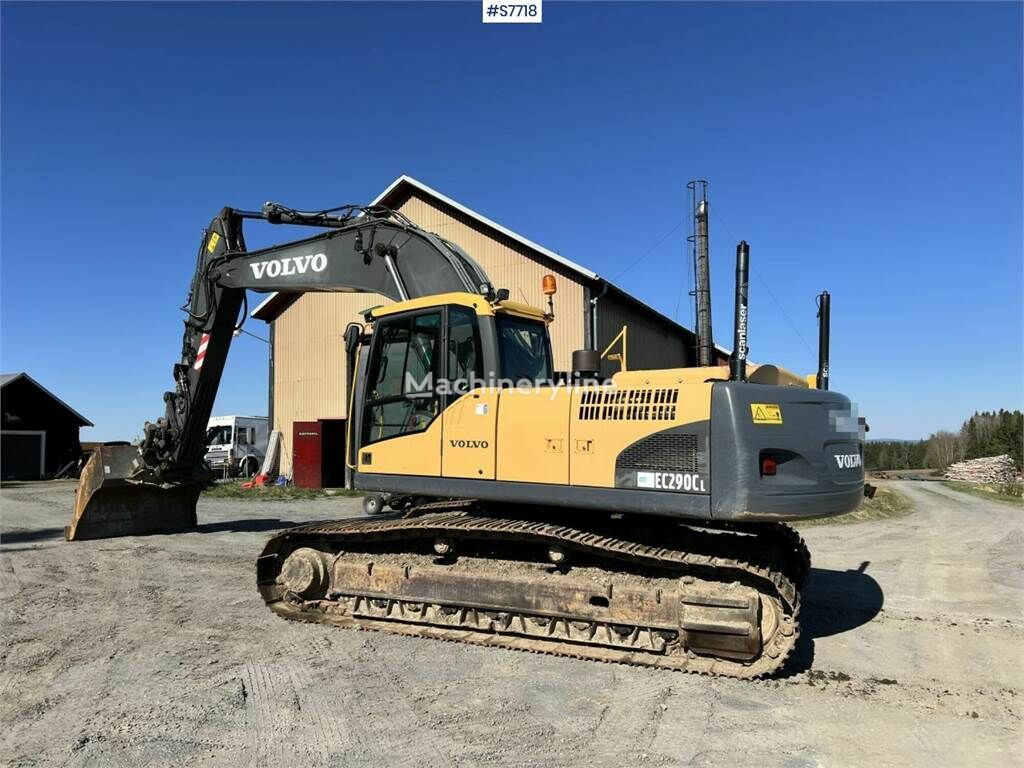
[730,241,749,382]
[816,291,830,390]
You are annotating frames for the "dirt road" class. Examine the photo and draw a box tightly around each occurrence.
[1,481,1020,767]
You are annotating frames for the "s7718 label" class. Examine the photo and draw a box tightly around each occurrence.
[636,471,707,493]
[483,1,542,22]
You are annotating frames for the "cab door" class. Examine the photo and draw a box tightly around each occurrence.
[441,305,498,479]
[357,309,443,476]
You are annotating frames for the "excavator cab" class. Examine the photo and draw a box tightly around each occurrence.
[343,293,554,482]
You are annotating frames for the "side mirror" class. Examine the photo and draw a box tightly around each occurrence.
[344,323,363,356]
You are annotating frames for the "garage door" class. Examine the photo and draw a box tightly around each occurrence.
[1,432,45,480]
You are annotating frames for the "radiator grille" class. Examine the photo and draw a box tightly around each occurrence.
[616,433,699,473]
[577,388,679,421]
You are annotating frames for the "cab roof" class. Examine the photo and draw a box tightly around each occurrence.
[366,292,548,322]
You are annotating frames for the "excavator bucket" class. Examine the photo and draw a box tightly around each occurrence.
[66,445,201,541]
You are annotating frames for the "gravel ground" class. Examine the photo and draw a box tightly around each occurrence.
[1,480,1020,767]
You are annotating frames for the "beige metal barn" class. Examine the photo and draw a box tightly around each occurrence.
[252,175,727,480]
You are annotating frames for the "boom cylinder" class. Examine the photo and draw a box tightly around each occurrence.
[816,290,831,390]
[730,241,749,381]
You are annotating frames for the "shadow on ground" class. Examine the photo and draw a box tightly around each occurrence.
[782,560,884,676]
[1,527,66,544]
[0,517,353,543]
[197,517,339,534]
[0,480,76,488]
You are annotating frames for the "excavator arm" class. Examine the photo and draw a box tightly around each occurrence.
[67,203,493,540]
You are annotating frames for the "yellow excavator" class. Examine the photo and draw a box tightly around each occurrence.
[67,201,863,678]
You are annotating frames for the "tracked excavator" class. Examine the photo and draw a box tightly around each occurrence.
[67,200,864,678]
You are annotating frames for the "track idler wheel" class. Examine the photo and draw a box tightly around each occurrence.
[278,547,331,599]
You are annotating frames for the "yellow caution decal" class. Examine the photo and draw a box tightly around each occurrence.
[750,403,783,425]
[206,231,221,253]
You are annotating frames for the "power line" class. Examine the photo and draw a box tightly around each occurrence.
[610,220,684,281]
[674,272,689,323]
[675,197,694,324]
[710,206,815,357]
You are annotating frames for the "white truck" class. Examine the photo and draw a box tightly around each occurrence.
[204,415,269,478]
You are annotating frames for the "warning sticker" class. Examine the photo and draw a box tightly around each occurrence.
[750,403,783,425]
[207,232,221,253]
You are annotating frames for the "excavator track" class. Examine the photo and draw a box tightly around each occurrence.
[257,504,808,679]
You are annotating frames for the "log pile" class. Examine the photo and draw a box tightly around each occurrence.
[944,455,1018,484]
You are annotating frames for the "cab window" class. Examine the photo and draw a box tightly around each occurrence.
[497,315,552,383]
[447,306,483,388]
[363,312,442,444]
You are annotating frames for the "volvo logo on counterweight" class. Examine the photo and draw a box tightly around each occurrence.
[834,453,862,469]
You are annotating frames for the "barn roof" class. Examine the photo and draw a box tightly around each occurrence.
[1,372,93,427]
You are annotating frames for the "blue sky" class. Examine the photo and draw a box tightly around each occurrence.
[2,2,1021,441]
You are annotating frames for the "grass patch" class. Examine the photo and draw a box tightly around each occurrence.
[942,481,1024,507]
[201,482,363,501]
[794,485,914,527]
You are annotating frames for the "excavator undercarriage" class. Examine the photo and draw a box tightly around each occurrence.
[258,501,810,678]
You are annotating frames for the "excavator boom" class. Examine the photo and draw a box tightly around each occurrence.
[67,203,493,540]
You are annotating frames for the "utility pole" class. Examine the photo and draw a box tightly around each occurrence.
[687,180,714,366]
